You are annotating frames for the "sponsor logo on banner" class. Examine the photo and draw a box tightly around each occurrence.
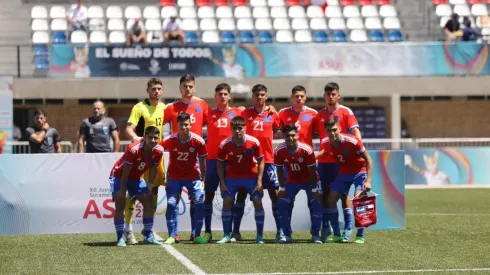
[148,59,161,75]
[119,62,140,71]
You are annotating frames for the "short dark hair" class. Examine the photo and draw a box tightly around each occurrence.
[177,112,191,123]
[291,85,306,94]
[231,116,245,126]
[215,83,231,93]
[179,74,195,85]
[323,118,339,129]
[147,78,163,89]
[282,124,298,134]
[252,84,267,94]
[324,82,340,93]
[144,126,160,136]
[34,109,46,117]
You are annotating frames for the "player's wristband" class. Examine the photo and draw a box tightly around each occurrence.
[278,187,286,192]
[312,188,318,193]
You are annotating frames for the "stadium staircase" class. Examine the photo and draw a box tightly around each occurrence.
[392,0,435,41]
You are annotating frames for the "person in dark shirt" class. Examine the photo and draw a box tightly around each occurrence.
[444,13,461,41]
[26,109,62,154]
[462,17,480,42]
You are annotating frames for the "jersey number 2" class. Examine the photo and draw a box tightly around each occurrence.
[337,155,345,163]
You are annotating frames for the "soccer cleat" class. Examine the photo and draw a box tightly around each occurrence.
[202,232,213,242]
[311,236,323,244]
[144,235,164,245]
[216,235,231,244]
[174,234,181,243]
[278,235,293,244]
[326,236,343,243]
[256,234,265,244]
[193,236,208,244]
[320,225,333,243]
[117,237,127,247]
[230,233,242,242]
[164,237,176,245]
[275,233,284,243]
[190,234,196,242]
[355,236,365,244]
[342,230,353,243]
[124,230,138,245]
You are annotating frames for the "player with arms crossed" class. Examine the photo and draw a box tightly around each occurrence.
[159,113,208,244]
[275,124,323,244]
[203,83,243,242]
[124,78,167,243]
[216,116,266,244]
[318,118,372,244]
[109,126,164,247]
[163,74,209,242]
[313,82,361,242]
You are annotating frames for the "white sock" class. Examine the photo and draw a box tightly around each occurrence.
[124,222,132,232]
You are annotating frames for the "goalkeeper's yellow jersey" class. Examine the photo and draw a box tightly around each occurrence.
[127,99,166,140]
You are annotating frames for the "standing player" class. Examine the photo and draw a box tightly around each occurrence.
[317,118,372,244]
[109,126,164,247]
[159,113,208,244]
[275,124,323,244]
[216,116,265,244]
[203,83,243,242]
[312,82,361,242]
[163,74,209,242]
[124,78,167,243]
[235,84,282,241]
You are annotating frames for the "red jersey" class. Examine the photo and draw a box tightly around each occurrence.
[242,107,281,164]
[111,141,164,180]
[278,106,317,146]
[206,107,243,160]
[218,135,263,179]
[320,134,366,175]
[313,105,359,164]
[164,97,209,137]
[160,132,207,180]
[274,141,319,184]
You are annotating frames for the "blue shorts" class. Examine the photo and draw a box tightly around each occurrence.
[330,173,367,196]
[205,159,226,192]
[166,179,204,198]
[223,178,262,200]
[109,176,148,200]
[262,163,279,189]
[317,163,340,190]
[285,182,322,201]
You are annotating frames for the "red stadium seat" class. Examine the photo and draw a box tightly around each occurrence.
[432,0,448,4]
[214,0,229,5]
[196,0,212,5]
[468,0,482,3]
[160,0,176,6]
[303,0,310,5]
[376,0,392,4]
[340,0,355,5]
[359,0,374,5]
[287,0,302,6]
[232,0,248,6]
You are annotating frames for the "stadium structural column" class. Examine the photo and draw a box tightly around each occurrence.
[391,93,401,149]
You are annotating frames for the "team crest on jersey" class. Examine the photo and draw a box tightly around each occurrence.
[228,112,235,118]
[195,107,201,113]
[244,148,254,155]
[103,126,109,135]
[334,115,340,121]
[47,136,53,146]
[298,157,304,163]
[189,147,195,152]
[263,117,272,122]
[343,149,349,155]
[301,115,312,121]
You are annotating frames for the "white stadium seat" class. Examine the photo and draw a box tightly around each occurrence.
[326,6,343,18]
[379,5,397,17]
[237,18,254,30]
[307,6,324,18]
[109,31,126,43]
[235,6,252,18]
[271,7,288,18]
[178,0,195,7]
[200,18,217,30]
[253,7,270,18]
[449,0,466,4]
[347,17,364,29]
[274,18,291,30]
[90,31,107,43]
[31,6,48,19]
[106,6,123,19]
[327,0,339,5]
[88,6,104,19]
[143,6,160,19]
[453,4,470,17]
[125,6,142,18]
[350,29,367,42]
[198,7,215,18]
[161,6,178,18]
[50,5,66,18]
[471,4,488,16]
[383,17,401,29]
[108,18,125,30]
[435,4,452,17]
[181,18,199,31]
[180,7,197,19]
[89,18,106,31]
[440,16,449,28]
[289,6,306,18]
[216,7,233,18]
[294,30,312,42]
[268,0,285,7]
[202,30,219,43]
[31,19,48,31]
[364,17,382,29]
[145,19,162,30]
[343,6,360,18]
[255,18,273,30]
[71,30,88,43]
[482,27,490,37]
[291,18,309,30]
[310,18,327,30]
[361,5,378,17]
[251,0,267,6]
[476,15,490,28]
[329,18,346,29]
[218,18,236,30]
[51,18,68,31]
[32,31,49,43]
[276,30,293,42]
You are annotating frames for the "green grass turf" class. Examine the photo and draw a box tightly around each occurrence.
[1,189,490,275]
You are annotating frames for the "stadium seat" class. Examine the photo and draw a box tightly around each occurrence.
[31,19,48,31]
[388,29,403,42]
[361,5,378,17]
[313,30,328,42]
[214,0,229,6]
[107,6,123,19]
[383,17,401,29]
[276,30,293,42]
[271,7,288,18]
[163,17,183,27]
[432,0,448,4]
[343,5,361,18]
[52,31,67,44]
[449,0,466,4]
[88,6,104,18]
[289,6,306,18]
[365,17,382,29]
[274,18,291,29]
[182,18,199,30]
[268,0,286,7]
[453,4,470,16]
[216,6,233,18]
[251,0,267,6]
[288,0,302,5]
[369,29,385,41]
[476,15,490,28]
[34,56,50,69]
[161,6,178,18]
[347,17,364,29]
[255,18,273,29]
[233,0,248,6]
[240,31,255,42]
[326,6,343,18]
[237,18,254,29]
[146,19,162,30]
[294,30,312,42]
[197,0,212,6]
[340,0,355,5]
[435,4,452,17]
[219,18,236,30]
[258,30,273,42]
[109,31,126,43]
[185,31,199,43]
[198,6,215,18]
[178,0,195,7]
[310,18,328,29]
[329,18,346,29]
[468,0,483,3]
[108,18,125,30]
[358,0,373,5]
[33,44,49,55]
[221,31,236,43]
[376,0,392,4]
[235,6,252,18]
[200,18,218,30]
[50,6,66,19]
[160,0,177,6]
[148,31,164,43]
[307,6,324,18]
[332,29,347,41]
[292,18,309,29]
[327,0,339,5]
[31,6,48,19]
[125,6,142,18]
[481,27,490,40]
[90,31,107,43]
[202,30,220,42]
[144,6,160,18]
[180,7,197,18]
[350,29,367,42]
[439,16,450,27]
[51,19,68,31]
[471,4,488,16]
[379,5,396,17]
[253,7,270,18]
[71,30,88,43]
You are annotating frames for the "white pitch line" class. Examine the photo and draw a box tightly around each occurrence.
[407,213,490,217]
[209,268,490,275]
[406,185,490,190]
[160,244,207,275]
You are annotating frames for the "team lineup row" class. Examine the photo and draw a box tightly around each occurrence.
[112,76,371,246]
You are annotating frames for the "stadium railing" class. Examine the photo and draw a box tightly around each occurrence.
[5,141,73,153]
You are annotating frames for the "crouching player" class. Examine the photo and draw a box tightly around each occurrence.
[160,113,208,244]
[216,116,266,244]
[318,118,372,244]
[275,124,323,244]
[109,126,164,247]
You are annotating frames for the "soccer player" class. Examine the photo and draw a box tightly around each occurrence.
[159,113,208,244]
[317,118,372,244]
[236,84,282,241]
[109,126,164,247]
[216,116,265,244]
[163,74,209,242]
[312,82,361,242]
[275,124,323,244]
[203,83,243,242]
[124,78,167,243]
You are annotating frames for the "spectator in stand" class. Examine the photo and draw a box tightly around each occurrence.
[444,13,462,41]
[127,19,148,46]
[163,16,185,45]
[462,17,480,42]
[78,100,120,153]
[26,109,62,154]
[67,0,88,32]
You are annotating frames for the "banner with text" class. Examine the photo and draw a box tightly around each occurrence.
[0,151,405,235]
[48,42,490,78]
[0,77,12,154]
